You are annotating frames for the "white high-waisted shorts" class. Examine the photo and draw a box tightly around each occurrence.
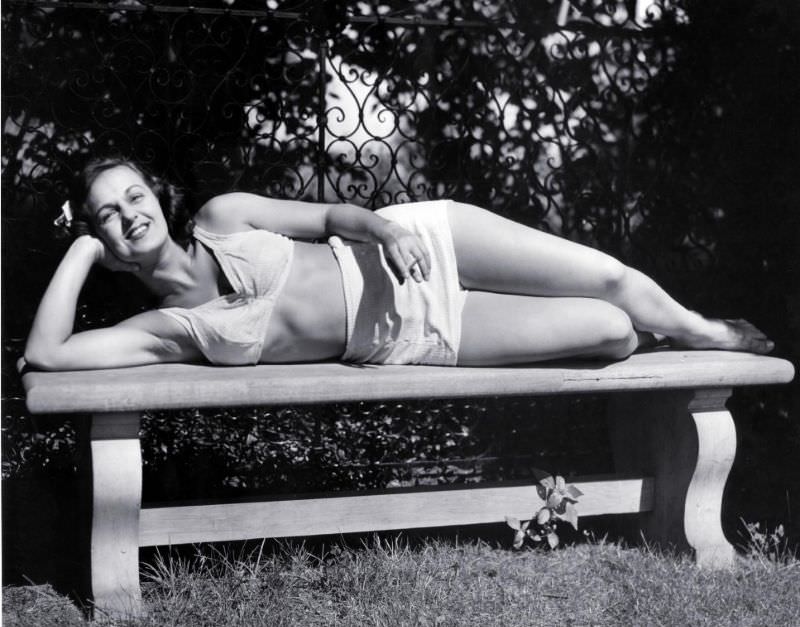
[328,200,467,365]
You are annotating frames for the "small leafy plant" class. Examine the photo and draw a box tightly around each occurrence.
[506,469,583,549]
[739,519,794,564]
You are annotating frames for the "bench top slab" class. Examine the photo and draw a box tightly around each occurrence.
[22,350,794,414]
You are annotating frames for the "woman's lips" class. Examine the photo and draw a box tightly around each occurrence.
[126,222,150,240]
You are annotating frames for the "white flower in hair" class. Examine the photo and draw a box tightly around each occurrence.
[54,200,73,228]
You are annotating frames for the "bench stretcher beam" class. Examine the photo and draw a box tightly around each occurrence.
[138,476,654,546]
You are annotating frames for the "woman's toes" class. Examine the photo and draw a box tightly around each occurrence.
[725,319,773,353]
[752,337,775,354]
[742,337,768,353]
[672,318,773,353]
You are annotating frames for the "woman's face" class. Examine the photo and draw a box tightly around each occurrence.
[85,165,170,261]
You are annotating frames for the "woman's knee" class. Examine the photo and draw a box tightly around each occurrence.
[593,303,637,358]
[594,257,630,297]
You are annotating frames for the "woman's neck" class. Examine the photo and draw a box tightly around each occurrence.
[134,239,199,302]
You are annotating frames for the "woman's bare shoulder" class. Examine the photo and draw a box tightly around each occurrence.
[195,192,276,234]
[194,192,253,234]
[195,193,330,238]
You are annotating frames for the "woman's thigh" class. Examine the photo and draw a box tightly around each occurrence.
[457,291,637,366]
[448,202,625,297]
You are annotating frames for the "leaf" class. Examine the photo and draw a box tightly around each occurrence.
[532,468,553,484]
[513,530,525,549]
[533,468,554,500]
[555,475,566,492]
[566,484,584,499]
[521,520,530,532]
[563,503,579,530]
[536,508,551,525]
[539,475,556,491]
[536,483,548,501]
[547,492,563,509]
[547,532,560,549]
[505,516,521,531]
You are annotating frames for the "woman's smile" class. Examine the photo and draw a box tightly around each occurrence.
[125,220,151,241]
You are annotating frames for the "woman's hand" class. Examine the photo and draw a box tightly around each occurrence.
[75,235,139,273]
[377,221,431,283]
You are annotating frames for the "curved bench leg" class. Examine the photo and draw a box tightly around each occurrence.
[89,412,143,618]
[608,388,736,568]
[684,401,737,567]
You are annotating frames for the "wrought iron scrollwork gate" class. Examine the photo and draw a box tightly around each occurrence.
[3,1,688,256]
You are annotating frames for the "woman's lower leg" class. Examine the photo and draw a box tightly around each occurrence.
[595,265,708,341]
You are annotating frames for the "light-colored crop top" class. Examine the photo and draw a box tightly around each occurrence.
[159,225,294,365]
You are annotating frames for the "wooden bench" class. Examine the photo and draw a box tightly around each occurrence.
[22,349,794,618]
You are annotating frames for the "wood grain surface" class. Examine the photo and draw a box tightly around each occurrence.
[139,476,654,546]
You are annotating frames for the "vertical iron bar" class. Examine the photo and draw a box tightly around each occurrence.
[316,38,328,203]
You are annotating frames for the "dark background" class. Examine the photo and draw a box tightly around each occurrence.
[3,0,799,582]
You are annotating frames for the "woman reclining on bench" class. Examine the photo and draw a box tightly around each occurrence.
[24,156,773,371]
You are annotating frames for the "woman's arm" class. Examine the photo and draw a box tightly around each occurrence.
[197,193,431,281]
[24,236,196,370]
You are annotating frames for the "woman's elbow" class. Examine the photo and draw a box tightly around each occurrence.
[23,335,76,370]
[23,345,62,371]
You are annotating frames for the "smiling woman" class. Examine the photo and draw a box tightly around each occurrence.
[23,155,773,372]
[88,169,170,258]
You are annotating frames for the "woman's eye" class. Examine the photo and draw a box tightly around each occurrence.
[130,194,143,203]
[98,210,117,224]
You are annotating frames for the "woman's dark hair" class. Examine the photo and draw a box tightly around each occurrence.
[66,156,193,247]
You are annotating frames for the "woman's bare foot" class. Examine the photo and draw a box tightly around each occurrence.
[671,318,774,354]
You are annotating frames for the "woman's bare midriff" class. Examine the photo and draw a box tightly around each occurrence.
[260,241,347,362]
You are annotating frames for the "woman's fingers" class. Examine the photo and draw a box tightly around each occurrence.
[416,244,431,280]
[90,237,140,273]
[384,244,409,282]
[404,246,430,283]
[109,255,141,272]
[378,221,431,283]
[405,239,431,282]
[385,239,430,283]
[117,260,141,273]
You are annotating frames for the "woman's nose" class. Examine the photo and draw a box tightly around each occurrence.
[120,204,139,225]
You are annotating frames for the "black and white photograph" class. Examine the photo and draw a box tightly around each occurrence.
[2,0,799,624]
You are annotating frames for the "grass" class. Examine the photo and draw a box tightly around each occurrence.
[3,534,800,627]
